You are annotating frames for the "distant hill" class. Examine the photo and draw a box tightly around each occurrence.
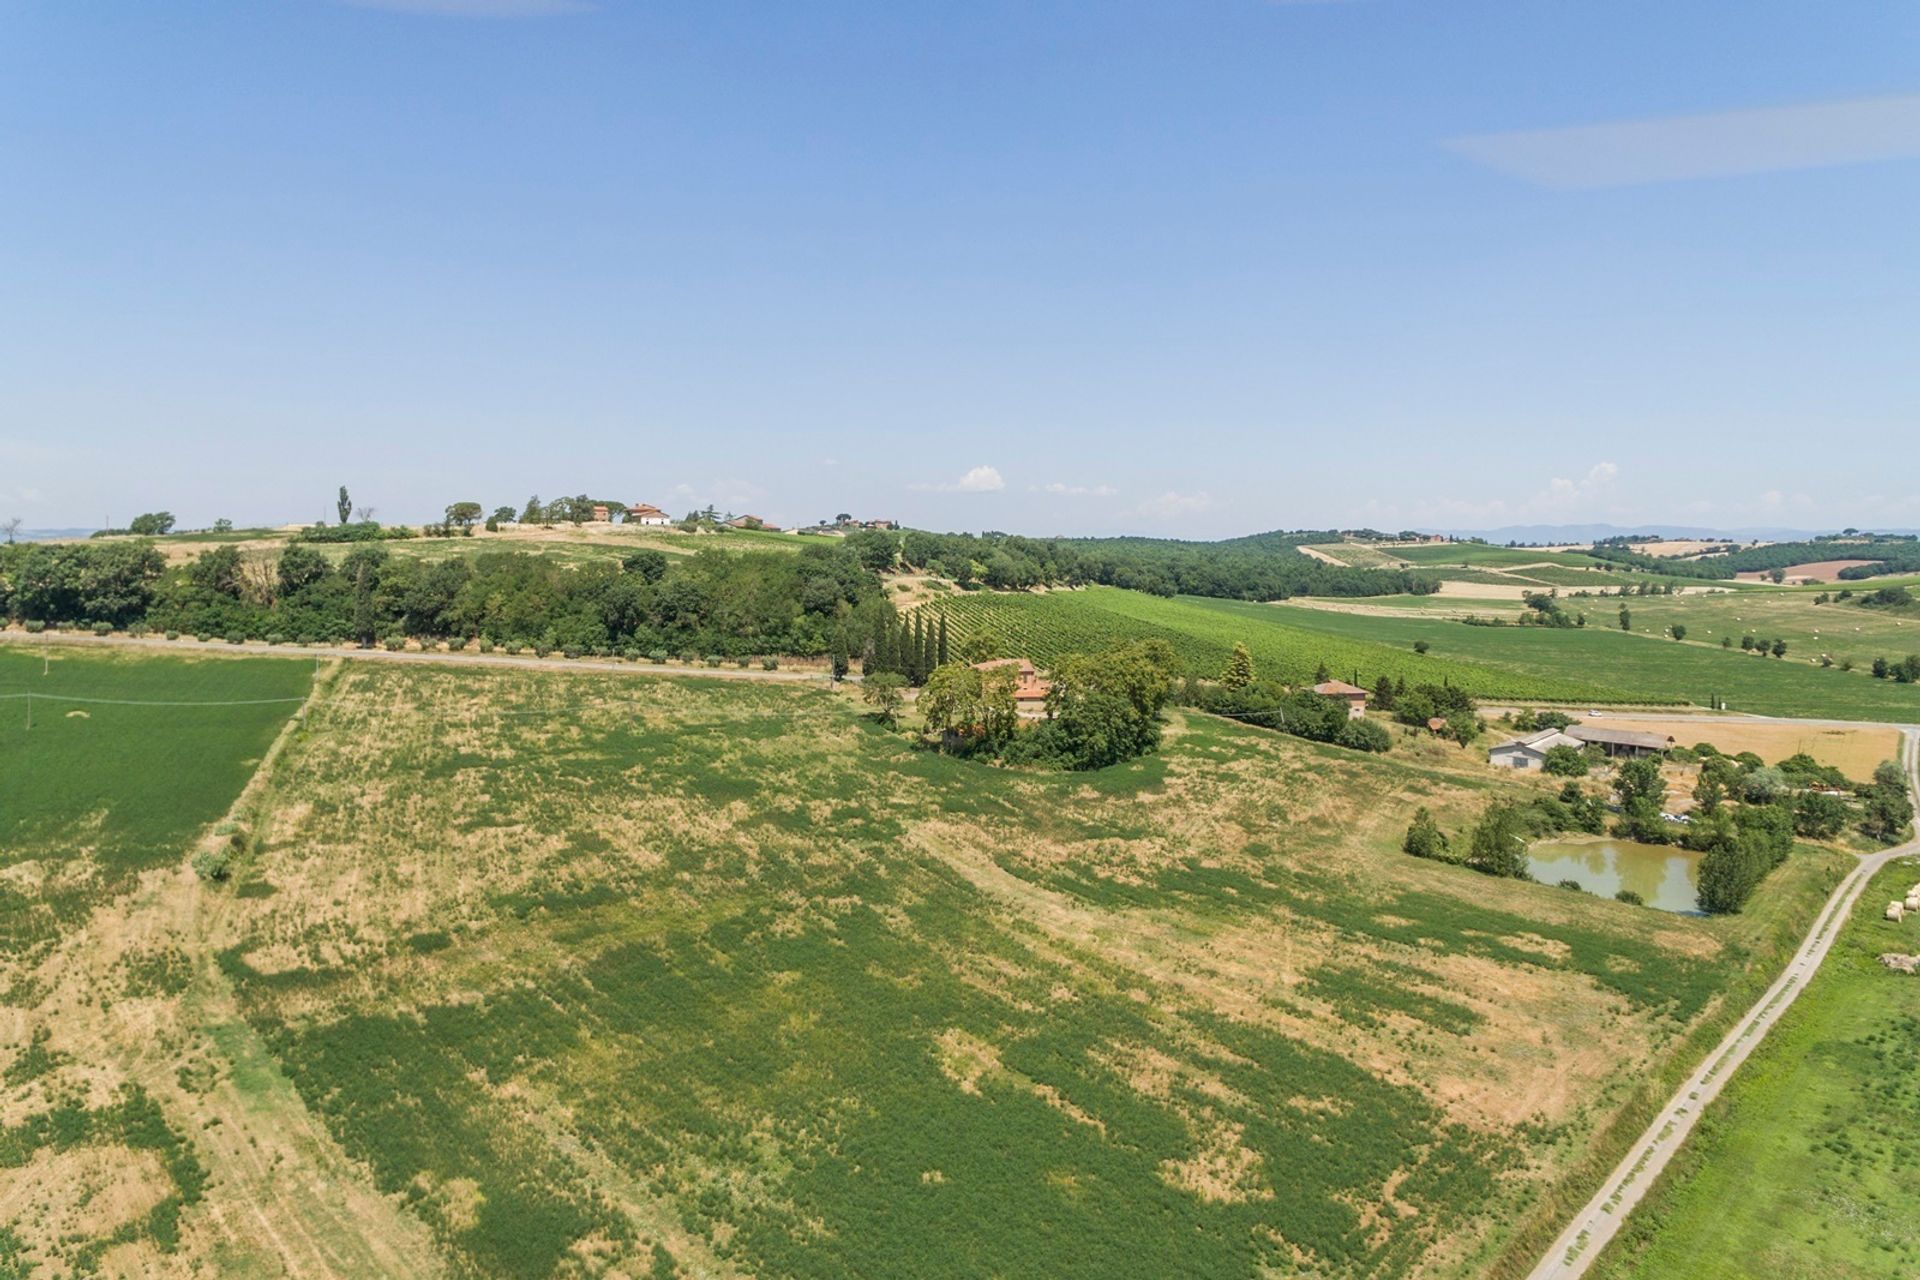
[1422,523,1920,545]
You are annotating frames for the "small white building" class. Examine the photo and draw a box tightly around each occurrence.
[1487,729,1585,770]
[626,503,672,526]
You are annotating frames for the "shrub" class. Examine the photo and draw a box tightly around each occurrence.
[197,633,214,643]
[24,619,45,634]
[563,645,583,659]
[680,651,699,664]
[1402,807,1450,860]
[1555,879,1583,891]
[505,645,523,656]
[225,632,245,645]
[266,633,286,645]
[1542,744,1589,777]
[383,634,407,652]
[1614,889,1644,906]
[478,638,494,653]
[762,657,779,671]
[191,847,233,882]
[446,636,467,651]
[650,651,669,664]
[165,630,180,640]
[706,654,725,667]
[1335,717,1391,753]
[93,621,112,636]
[129,624,148,638]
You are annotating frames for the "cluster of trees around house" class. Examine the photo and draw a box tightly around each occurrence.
[0,538,909,660]
[1180,643,1393,753]
[831,527,1437,602]
[867,639,1180,772]
[1587,533,1920,581]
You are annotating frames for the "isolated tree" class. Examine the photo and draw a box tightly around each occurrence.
[212,517,234,533]
[1412,639,1430,655]
[1402,807,1448,860]
[491,505,517,524]
[354,506,376,524]
[337,486,352,526]
[829,629,850,681]
[1464,803,1529,879]
[1,516,21,544]
[521,494,543,524]
[1670,624,1687,642]
[128,511,176,536]
[1221,642,1255,690]
[1771,638,1788,658]
[862,671,907,726]
[936,611,950,667]
[445,501,483,531]
[1618,607,1631,631]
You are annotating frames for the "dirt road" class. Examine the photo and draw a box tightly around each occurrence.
[1528,726,1920,1280]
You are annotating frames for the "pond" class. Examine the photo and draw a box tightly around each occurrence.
[1526,836,1704,914]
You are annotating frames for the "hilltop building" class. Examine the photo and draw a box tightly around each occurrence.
[1311,679,1368,719]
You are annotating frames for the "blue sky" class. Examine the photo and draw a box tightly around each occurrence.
[3,1,1917,536]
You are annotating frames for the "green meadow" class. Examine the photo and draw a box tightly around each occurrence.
[1593,857,1920,1280]
[0,645,310,958]
[1266,603,1920,722]
[936,587,1642,702]
[205,661,1836,1279]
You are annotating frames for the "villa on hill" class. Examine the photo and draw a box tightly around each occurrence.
[626,503,672,526]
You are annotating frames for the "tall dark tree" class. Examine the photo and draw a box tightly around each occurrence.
[830,628,850,681]
[337,486,352,526]
[937,611,950,666]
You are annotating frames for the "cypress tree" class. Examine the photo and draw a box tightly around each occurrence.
[830,629,849,681]
[910,614,925,684]
[937,611,950,667]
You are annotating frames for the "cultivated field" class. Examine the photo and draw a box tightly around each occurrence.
[1544,715,1901,785]
[0,648,314,1274]
[1268,603,1920,723]
[1615,590,1920,672]
[1591,856,1920,1280]
[934,587,1646,703]
[0,652,1856,1278]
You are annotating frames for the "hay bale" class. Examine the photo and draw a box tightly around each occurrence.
[1888,902,1906,922]
[1905,895,1919,913]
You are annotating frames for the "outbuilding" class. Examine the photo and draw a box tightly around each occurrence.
[1311,679,1369,720]
[1487,729,1585,770]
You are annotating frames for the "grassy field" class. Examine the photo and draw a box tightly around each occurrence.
[1592,856,1920,1280]
[934,587,1646,703]
[183,662,1842,1279]
[1271,602,1920,722]
[0,646,311,1274]
[1614,590,1920,672]
[1393,545,1603,569]
[0,645,312,958]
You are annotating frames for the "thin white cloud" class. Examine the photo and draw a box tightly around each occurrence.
[911,465,1005,494]
[1446,94,1920,189]
[341,0,593,17]
[1034,482,1118,498]
[1137,490,1213,518]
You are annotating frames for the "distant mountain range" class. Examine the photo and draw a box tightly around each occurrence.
[1418,523,1920,545]
[10,528,97,542]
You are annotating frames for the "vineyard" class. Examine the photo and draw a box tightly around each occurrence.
[925,587,1642,702]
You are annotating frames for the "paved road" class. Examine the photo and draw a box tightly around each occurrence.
[0,630,836,685]
[1528,725,1920,1280]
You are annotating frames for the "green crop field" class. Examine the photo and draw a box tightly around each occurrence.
[932,587,1648,702]
[1266,603,1920,722]
[0,644,310,1271]
[1593,856,1920,1280]
[0,644,311,958]
[161,661,1830,1279]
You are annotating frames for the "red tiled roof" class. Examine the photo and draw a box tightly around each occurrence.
[1312,680,1368,698]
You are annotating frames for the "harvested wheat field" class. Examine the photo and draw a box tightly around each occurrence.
[1563,715,1900,784]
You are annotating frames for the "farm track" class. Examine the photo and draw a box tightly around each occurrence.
[0,629,833,685]
[1529,727,1920,1280]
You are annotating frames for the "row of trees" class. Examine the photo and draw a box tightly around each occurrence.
[0,538,897,660]
[833,527,1436,602]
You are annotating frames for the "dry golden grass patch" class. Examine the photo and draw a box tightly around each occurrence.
[1574,714,1899,783]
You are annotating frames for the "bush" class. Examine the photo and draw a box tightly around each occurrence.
[1542,744,1589,777]
[265,633,286,645]
[1555,879,1583,891]
[165,630,180,640]
[1335,717,1391,753]
[478,638,494,653]
[191,847,233,882]
[532,644,551,658]
[679,651,699,664]
[1614,889,1644,906]
[447,636,467,651]
[92,621,112,636]
[1402,807,1450,860]
[563,645,583,659]
[197,633,214,643]
[762,657,779,671]
[383,634,407,652]
[225,632,245,645]
[23,619,45,634]
[649,650,669,664]
[735,656,752,668]
[706,654,725,667]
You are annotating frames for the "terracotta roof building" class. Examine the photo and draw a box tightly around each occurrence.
[973,658,1052,717]
[1311,679,1368,719]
